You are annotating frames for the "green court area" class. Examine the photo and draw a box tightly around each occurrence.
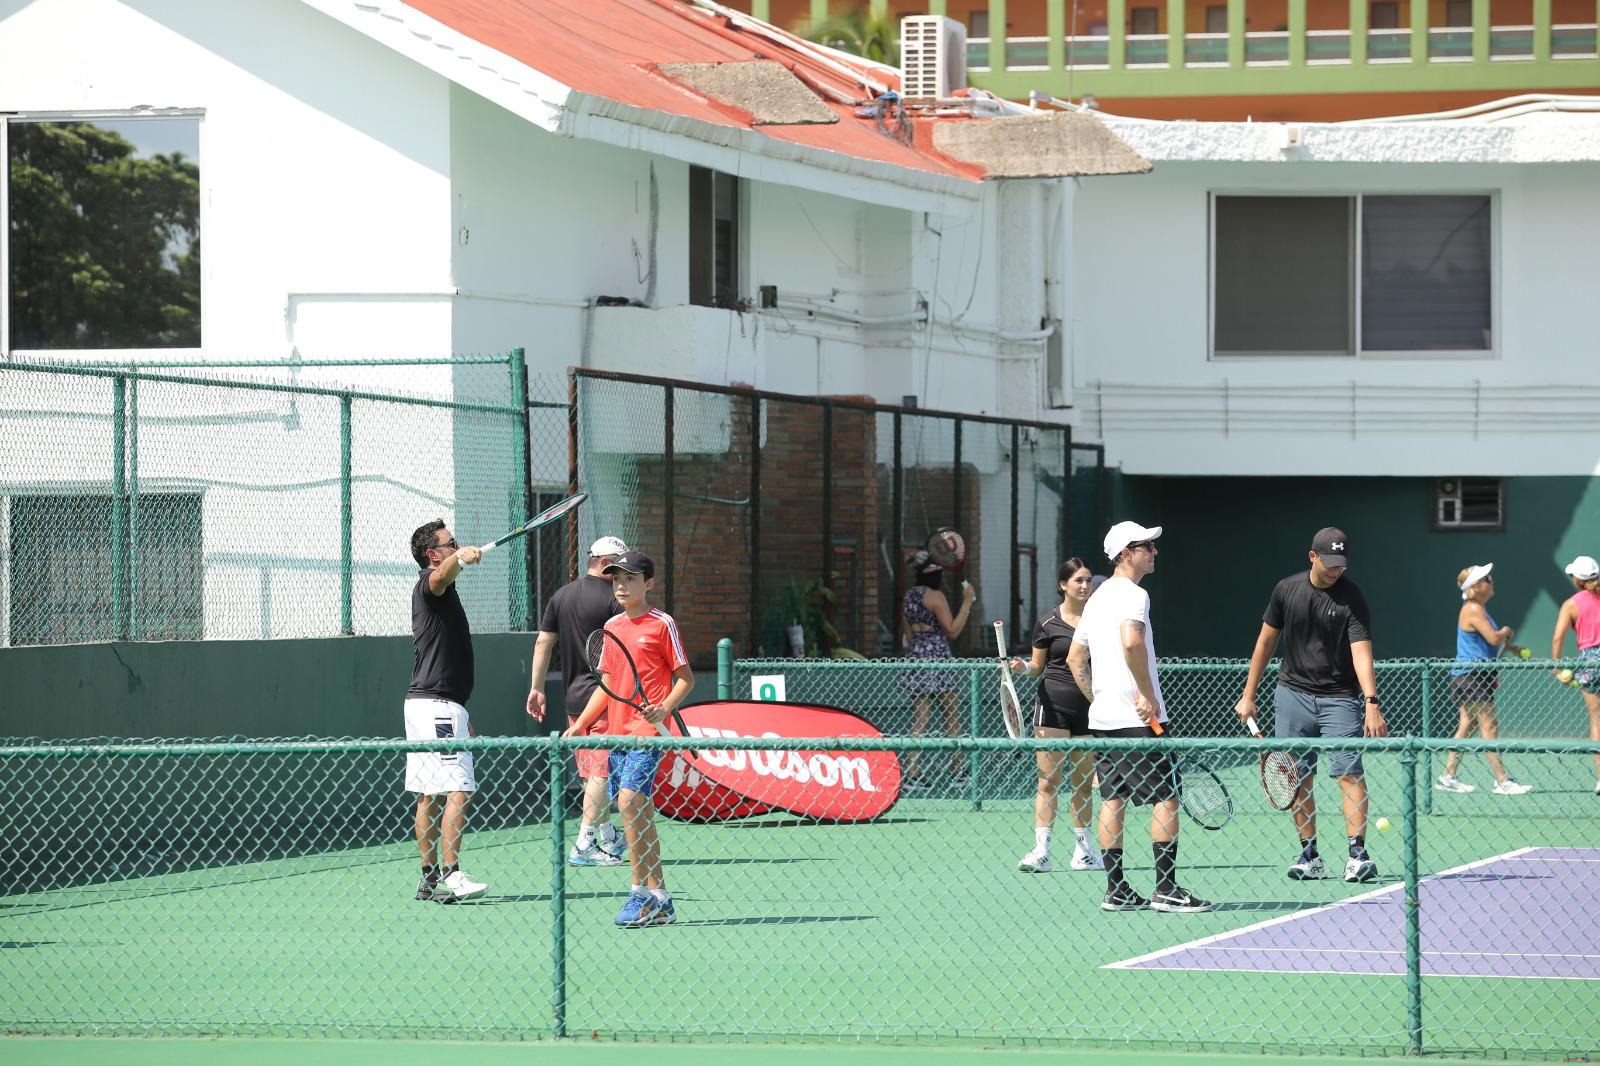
[4,752,1598,1058]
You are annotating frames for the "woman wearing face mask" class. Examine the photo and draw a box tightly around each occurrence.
[1010,557,1103,873]
[897,550,976,791]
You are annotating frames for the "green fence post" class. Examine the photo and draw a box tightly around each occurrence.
[127,376,140,640]
[510,348,535,630]
[339,394,353,635]
[968,667,982,811]
[111,375,130,641]
[717,637,733,700]
[550,737,567,1037]
[1419,662,1433,816]
[1400,739,1423,1055]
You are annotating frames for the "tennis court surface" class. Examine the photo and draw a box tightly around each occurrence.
[4,738,1598,1058]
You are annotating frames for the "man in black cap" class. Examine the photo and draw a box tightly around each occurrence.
[1234,527,1388,884]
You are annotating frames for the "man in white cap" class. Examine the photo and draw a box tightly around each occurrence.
[1234,527,1386,886]
[528,535,630,865]
[1067,520,1210,913]
[1552,554,1600,794]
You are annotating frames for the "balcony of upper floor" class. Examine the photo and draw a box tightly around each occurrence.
[733,1,1599,118]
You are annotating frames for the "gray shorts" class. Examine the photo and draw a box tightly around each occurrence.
[1273,685,1364,779]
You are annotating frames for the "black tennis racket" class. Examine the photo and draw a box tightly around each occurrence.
[1177,758,1233,830]
[479,491,587,555]
[584,627,694,760]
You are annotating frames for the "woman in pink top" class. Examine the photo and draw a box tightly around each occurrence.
[1551,554,1600,794]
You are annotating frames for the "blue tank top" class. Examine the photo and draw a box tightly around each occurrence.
[1451,607,1498,677]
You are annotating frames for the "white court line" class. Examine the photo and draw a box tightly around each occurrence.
[1108,964,1600,982]
[1103,846,1542,970]
[1173,947,1600,960]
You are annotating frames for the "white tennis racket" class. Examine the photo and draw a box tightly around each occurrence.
[478,491,587,555]
[994,620,1027,740]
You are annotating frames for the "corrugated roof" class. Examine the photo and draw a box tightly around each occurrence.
[399,0,990,182]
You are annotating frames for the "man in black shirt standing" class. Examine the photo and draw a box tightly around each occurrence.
[528,535,628,866]
[1235,527,1388,885]
[405,519,488,903]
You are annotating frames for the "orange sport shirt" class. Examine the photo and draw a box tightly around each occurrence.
[599,609,689,738]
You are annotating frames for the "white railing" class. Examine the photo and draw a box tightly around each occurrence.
[1084,381,1600,439]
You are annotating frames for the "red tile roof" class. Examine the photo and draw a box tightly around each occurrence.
[401,0,988,182]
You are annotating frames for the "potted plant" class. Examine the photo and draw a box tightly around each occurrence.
[773,576,841,658]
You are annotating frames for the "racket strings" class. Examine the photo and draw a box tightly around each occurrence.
[1261,751,1299,809]
[1178,762,1232,828]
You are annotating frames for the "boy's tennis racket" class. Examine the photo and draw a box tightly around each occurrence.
[584,627,694,760]
[1177,759,1233,830]
[479,491,587,555]
[993,620,1027,740]
[1247,715,1299,811]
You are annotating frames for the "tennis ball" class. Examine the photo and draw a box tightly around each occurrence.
[1375,817,1391,832]
[1559,669,1575,684]
[1518,647,1532,659]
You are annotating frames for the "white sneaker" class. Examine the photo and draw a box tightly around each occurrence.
[1070,840,1104,871]
[1435,774,1475,793]
[437,869,489,901]
[1344,856,1378,883]
[1018,847,1053,873]
[568,842,623,867]
[1593,779,1600,796]
[1492,779,1533,796]
[596,823,627,858]
[1287,856,1328,880]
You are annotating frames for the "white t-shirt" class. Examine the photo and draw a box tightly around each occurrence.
[1071,574,1166,730]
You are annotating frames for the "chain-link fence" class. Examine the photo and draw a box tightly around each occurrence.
[569,369,1094,666]
[3,732,1596,1055]
[0,356,568,644]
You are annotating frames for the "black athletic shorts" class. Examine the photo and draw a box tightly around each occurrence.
[1450,670,1498,705]
[1034,681,1090,734]
[1091,725,1177,805]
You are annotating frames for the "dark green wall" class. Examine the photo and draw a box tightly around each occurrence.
[1100,474,1600,659]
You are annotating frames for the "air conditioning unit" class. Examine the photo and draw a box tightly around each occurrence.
[1434,477,1504,531]
[900,16,967,100]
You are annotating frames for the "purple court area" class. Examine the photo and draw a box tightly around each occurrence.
[1108,848,1600,980]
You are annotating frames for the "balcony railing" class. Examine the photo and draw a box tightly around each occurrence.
[959,12,1598,100]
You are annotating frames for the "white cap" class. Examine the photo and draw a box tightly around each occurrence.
[1565,555,1600,581]
[589,535,629,558]
[1460,562,1493,599]
[1104,521,1162,561]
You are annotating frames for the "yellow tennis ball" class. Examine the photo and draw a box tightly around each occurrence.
[1518,647,1531,659]
[1559,669,1575,684]
[1375,817,1391,832]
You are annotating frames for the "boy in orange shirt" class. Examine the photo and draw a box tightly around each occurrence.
[566,551,694,927]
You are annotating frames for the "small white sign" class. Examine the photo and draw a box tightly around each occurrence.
[751,674,787,702]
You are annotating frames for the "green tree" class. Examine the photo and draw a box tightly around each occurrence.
[799,7,899,66]
[8,122,200,349]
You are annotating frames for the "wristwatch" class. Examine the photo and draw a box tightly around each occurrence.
[1365,695,1381,705]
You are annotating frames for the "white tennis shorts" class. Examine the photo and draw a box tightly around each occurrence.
[404,698,477,795]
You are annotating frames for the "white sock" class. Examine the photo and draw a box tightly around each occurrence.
[1073,826,1091,846]
[650,887,670,903]
[631,883,642,895]
[1034,827,1052,850]
[576,824,597,849]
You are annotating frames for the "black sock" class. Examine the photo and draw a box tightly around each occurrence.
[1153,841,1178,896]
[1348,835,1368,860]
[1103,848,1126,891]
[1299,837,1318,862]
[421,864,439,883]
[440,864,458,879]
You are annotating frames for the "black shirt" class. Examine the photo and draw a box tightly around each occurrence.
[408,569,474,704]
[1032,610,1091,715]
[539,574,624,716]
[1264,571,1372,697]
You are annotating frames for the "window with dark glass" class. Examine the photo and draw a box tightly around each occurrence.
[689,166,742,309]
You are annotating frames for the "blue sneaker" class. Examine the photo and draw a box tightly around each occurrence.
[614,890,649,926]
[644,895,676,927]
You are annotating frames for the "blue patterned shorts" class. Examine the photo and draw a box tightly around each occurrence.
[607,748,664,799]
[1576,646,1600,695]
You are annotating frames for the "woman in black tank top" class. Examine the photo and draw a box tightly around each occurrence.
[1006,557,1103,874]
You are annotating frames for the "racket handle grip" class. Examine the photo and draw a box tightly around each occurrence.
[1246,715,1261,737]
[1150,718,1164,736]
[478,542,497,556]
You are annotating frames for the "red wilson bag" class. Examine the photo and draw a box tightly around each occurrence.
[664,701,901,822]
[653,750,771,822]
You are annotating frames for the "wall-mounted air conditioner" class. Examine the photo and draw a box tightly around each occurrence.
[900,16,967,100]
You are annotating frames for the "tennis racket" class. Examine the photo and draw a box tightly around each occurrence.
[1177,758,1233,830]
[1247,715,1299,811]
[993,620,1027,740]
[584,627,694,760]
[925,526,965,570]
[479,491,587,555]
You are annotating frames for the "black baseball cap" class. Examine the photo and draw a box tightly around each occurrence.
[601,550,655,579]
[1311,527,1349,567]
